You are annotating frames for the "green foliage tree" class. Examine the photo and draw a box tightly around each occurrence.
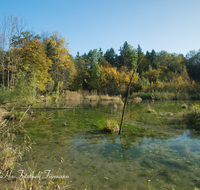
[71,52,89,91]
[104,48,117,67]
[98,48,106,65]
[150,49,158,69]
[13,72,37,102]
[168,53,184,74]
[87,49,102,91]
[119,41,138,70]
[137,45,150,75]
[186,50,200,81]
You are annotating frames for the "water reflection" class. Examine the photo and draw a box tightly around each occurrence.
[8,100,200,189]
[17,128,200,189]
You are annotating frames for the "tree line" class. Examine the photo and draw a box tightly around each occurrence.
[0,14,200,99]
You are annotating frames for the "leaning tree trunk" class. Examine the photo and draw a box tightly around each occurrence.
[118,60,142,135]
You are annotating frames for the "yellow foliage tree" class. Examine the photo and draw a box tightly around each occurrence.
[100,62,139,95]
[145,69,160,83]
[18,39,52,91]
[47,31,76,89]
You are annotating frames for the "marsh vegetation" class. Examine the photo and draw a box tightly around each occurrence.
[1,98,200,190]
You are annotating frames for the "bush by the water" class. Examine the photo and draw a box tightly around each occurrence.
[133,97,142,103]
[186,103,200,130]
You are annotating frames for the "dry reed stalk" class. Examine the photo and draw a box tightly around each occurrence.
[65,90,82,100]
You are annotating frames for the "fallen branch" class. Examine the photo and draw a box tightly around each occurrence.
[0,118,11,131]
[14,107,81,109]
[19,105,31,122]
[0,119,7,126]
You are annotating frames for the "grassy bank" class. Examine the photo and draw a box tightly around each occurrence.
[130,91,199,101]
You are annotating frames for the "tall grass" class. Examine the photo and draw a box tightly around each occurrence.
[0,108,72,189]
[0,115,32,172]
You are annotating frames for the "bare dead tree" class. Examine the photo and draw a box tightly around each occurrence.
[7,14,18,87]
[0,13,7,87]
[11,16,26,86]
[0,14,27,87]
[118,59,142,135]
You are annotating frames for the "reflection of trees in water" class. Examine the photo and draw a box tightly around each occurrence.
[92,126,188,154]
[182,130,200,140]
[125,109,140,121]
[120,135,127,163]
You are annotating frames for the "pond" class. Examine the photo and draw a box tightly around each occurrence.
[5,100,200,189]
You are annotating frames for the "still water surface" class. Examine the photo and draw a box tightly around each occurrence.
[15,100,200,189]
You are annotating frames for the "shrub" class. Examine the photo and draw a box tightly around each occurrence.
[133,97,142,103]
[0,87,12,104]
[186,103,200,130]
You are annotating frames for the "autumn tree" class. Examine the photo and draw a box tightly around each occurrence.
[17,37,52,91]
[145,69,160,83]
[45,31,76,90]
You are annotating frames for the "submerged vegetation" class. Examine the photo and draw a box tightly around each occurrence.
[1,96,200,189]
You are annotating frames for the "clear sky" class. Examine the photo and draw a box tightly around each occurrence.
[1,0,200,57]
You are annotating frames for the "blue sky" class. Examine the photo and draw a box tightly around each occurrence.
[1,0,200,57]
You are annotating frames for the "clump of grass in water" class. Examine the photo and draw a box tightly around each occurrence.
[103,119,119,133]
[147,100,156,113]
